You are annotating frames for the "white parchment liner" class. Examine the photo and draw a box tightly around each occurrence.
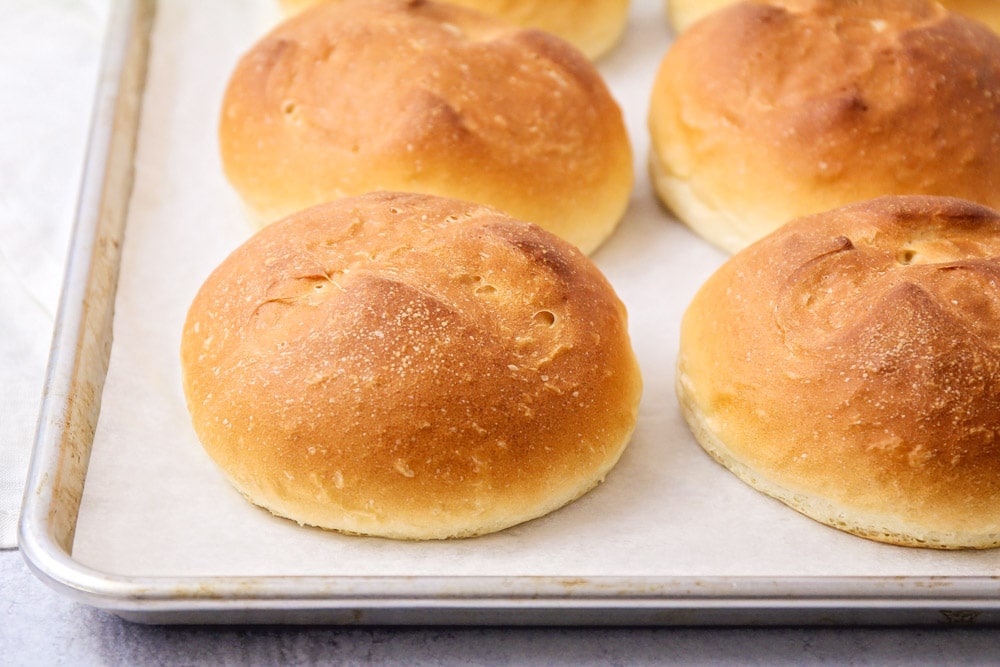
[73,0,999,579]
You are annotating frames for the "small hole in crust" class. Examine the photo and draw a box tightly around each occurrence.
[533,310,556,327]
[474,284,497,295]
[898,248,917,265]
[281,99,297,115]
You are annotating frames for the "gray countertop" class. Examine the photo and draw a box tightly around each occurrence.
[5,549,1000,665]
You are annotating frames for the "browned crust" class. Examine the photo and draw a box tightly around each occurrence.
[181,192,642,539]
[279,0,631,59]
[677,195,1000,548]
[220,0,632,254]
[667,0,1000,36]
[650,0,1000,252]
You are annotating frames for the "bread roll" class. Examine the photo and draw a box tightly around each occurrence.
[677,195,1000,549]
[220,0,633,255]
[277,0,631,60]
[667,0,1000,35]
[181,192,642,540]
[649,0,1000,252]
[666,0,735,33]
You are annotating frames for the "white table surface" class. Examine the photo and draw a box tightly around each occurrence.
[4,1,1000,662]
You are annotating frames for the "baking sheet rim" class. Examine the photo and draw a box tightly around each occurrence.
[18,0,1000,625]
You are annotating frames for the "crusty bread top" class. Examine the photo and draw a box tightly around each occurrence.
[650,0,1000,252]
[677,195,1000,547]
[667,0,1000,34]
[181,192,642,539]
[278,0,631,59]
[220,0,633,254]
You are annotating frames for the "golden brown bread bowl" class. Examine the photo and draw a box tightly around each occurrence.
[181,192,642,540]
[677,195,1000,549]
[278,0,631,60]
[220,0,633,254]
[667,0,1000,34]
[649,0,1000,253]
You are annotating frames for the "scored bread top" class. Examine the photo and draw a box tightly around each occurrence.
[677,195,1000,548]
[181,192,642,539]
[649,0,1000,252]
[220,0,633,254]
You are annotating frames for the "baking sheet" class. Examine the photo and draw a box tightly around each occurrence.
[25,0,1000,621]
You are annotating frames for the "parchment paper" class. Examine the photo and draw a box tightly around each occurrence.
[72,0,1000,579]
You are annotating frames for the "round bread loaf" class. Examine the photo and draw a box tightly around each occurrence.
[181,192,642,540]
[677,195,1000,549]
[278,0,631,60]
[649,0,1000,253]
[667,0,1000,35]
[220,0,633,255]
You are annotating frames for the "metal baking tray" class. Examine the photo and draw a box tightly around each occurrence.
[18,0,1000,625]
